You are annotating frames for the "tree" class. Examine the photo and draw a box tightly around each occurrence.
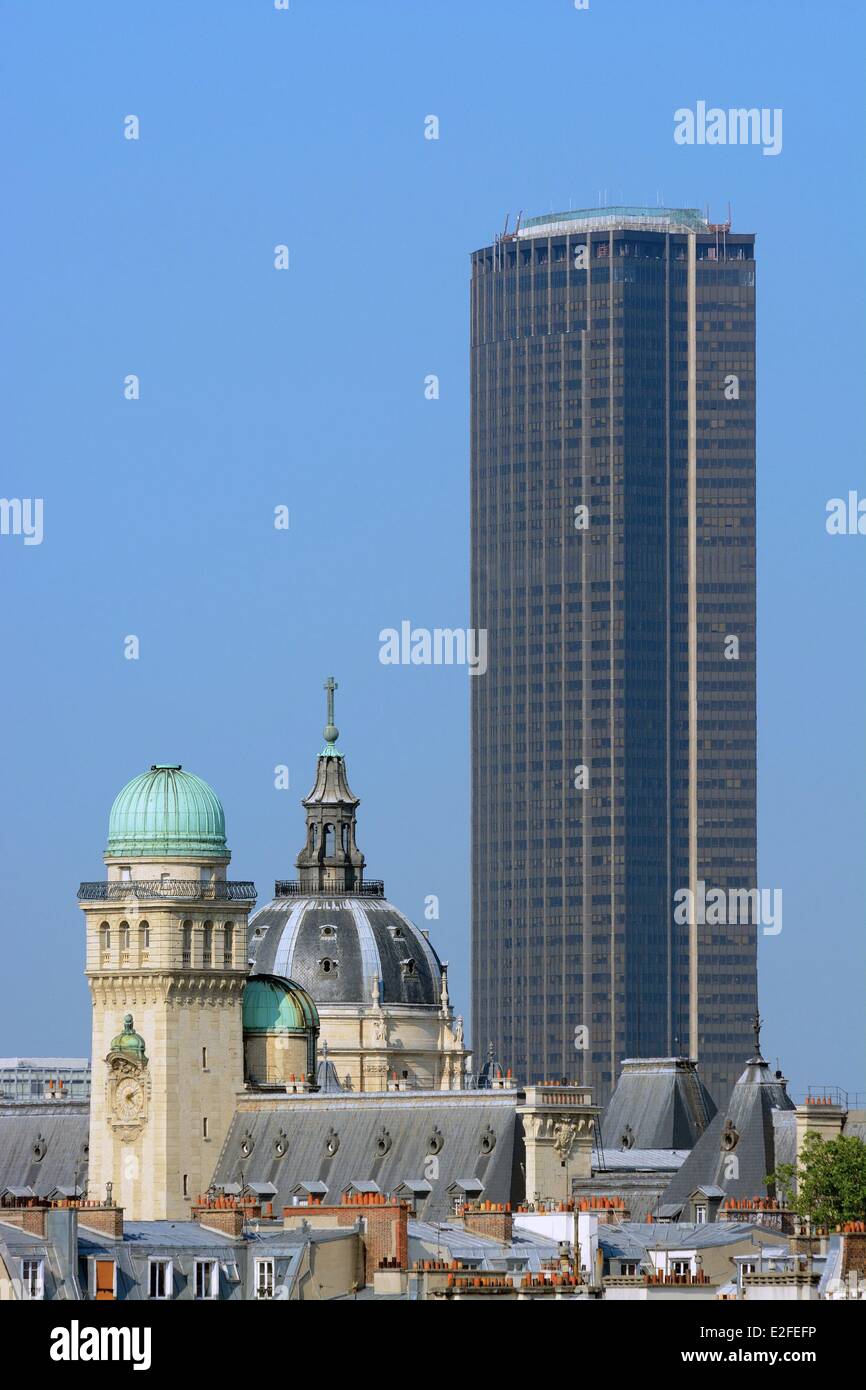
[767,1133,866,1228]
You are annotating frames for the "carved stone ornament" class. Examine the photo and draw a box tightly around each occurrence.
[552,1119,578,1162]
[479,1125,497,1156]
[105,1053,149,1142]
[721,1118,740,1152]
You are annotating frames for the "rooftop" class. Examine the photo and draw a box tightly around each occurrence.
[516,206,710,237]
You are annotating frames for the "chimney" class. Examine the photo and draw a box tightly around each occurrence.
[362,1201,409,1284]
[77,1205,125,1240]
[192,1203,246,1238]
[462,1203,513,1244]
[22,1207,48,1237]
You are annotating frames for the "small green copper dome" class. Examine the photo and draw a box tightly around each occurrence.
[243,974,320,1035]
[110,1013,147,1060]
[106,765,227,859]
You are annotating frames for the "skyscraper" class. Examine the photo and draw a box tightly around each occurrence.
[470,207,757,1105]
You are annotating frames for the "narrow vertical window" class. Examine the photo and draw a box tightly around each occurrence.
[203,922,213,967]
[201,1046,208,1071]
[202,1116,209,1140]
[223,922,233,968]
[181,921,192,967]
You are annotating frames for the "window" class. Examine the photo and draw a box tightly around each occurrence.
[93,1258,116,1300]
[670,1260,690,1277]
[194,1259,218,1300]
[223,923,233,968]
[201,1047,208,1071]
[203,922,213,967]
[100,923,111,955]
[119,921,130,953]
[183,1173,189,1198]
[182,921,192,967]
[202,1116,209,1140]
[21,1259,44,1299]
[319,958,338,976]
[695,1202,708,1224]
[222,1261,240,1283]
[323,824,335,856]
[148,1259,172,1299]
[119,867,131,882]
[255,1258,275,1300]
[140,920,150,953]
[621,1262,639,1276]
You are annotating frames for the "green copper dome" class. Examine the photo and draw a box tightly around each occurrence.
[106,765,227,860]
[109,1013,147,1061]
[243,974,320,1035]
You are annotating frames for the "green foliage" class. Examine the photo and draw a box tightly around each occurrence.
[766,1133,866,1227]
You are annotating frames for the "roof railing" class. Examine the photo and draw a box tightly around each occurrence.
[273,880,385,898]
[78,880,257,902]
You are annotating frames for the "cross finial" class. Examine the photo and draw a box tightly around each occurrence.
[323,676,339,746]
[753,1009,763,1055]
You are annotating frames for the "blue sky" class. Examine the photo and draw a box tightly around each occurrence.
[1,0,863,1097]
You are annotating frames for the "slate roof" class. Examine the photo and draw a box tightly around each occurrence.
[661,1054,795,1208]
[76,1220,353,1301]
[593,1148,689,1172]
[211,1091,520,1221]
[408,1219,560,1271]
[600,1058,717,1151]
[604,1220,782,1253]
[0,1103,89,1199]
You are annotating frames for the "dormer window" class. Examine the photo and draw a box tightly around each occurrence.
[320,924,337,940]
[401,958,417,977]
[319,958,338,976]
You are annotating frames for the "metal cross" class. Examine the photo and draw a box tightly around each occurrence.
[324,676,337,727]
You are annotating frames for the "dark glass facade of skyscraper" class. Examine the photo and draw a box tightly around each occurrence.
[470,208,757,1106]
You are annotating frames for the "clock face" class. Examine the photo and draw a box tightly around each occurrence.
[115,1080,144,1119]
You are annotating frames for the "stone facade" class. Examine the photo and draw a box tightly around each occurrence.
[82,854,252,1222]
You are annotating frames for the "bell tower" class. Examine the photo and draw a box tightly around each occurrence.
[295,677,366,893]
[80,765,255,1220]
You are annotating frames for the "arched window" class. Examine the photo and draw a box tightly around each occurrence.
[310,824,317,849]
[99,923,111,955]
[323,824,335,856]
[119,921,130,953]
[181,921,192,967]
[203,922,213,968]
[341,825,348,851]
[140,921,150,954]
[223,922,233,968]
